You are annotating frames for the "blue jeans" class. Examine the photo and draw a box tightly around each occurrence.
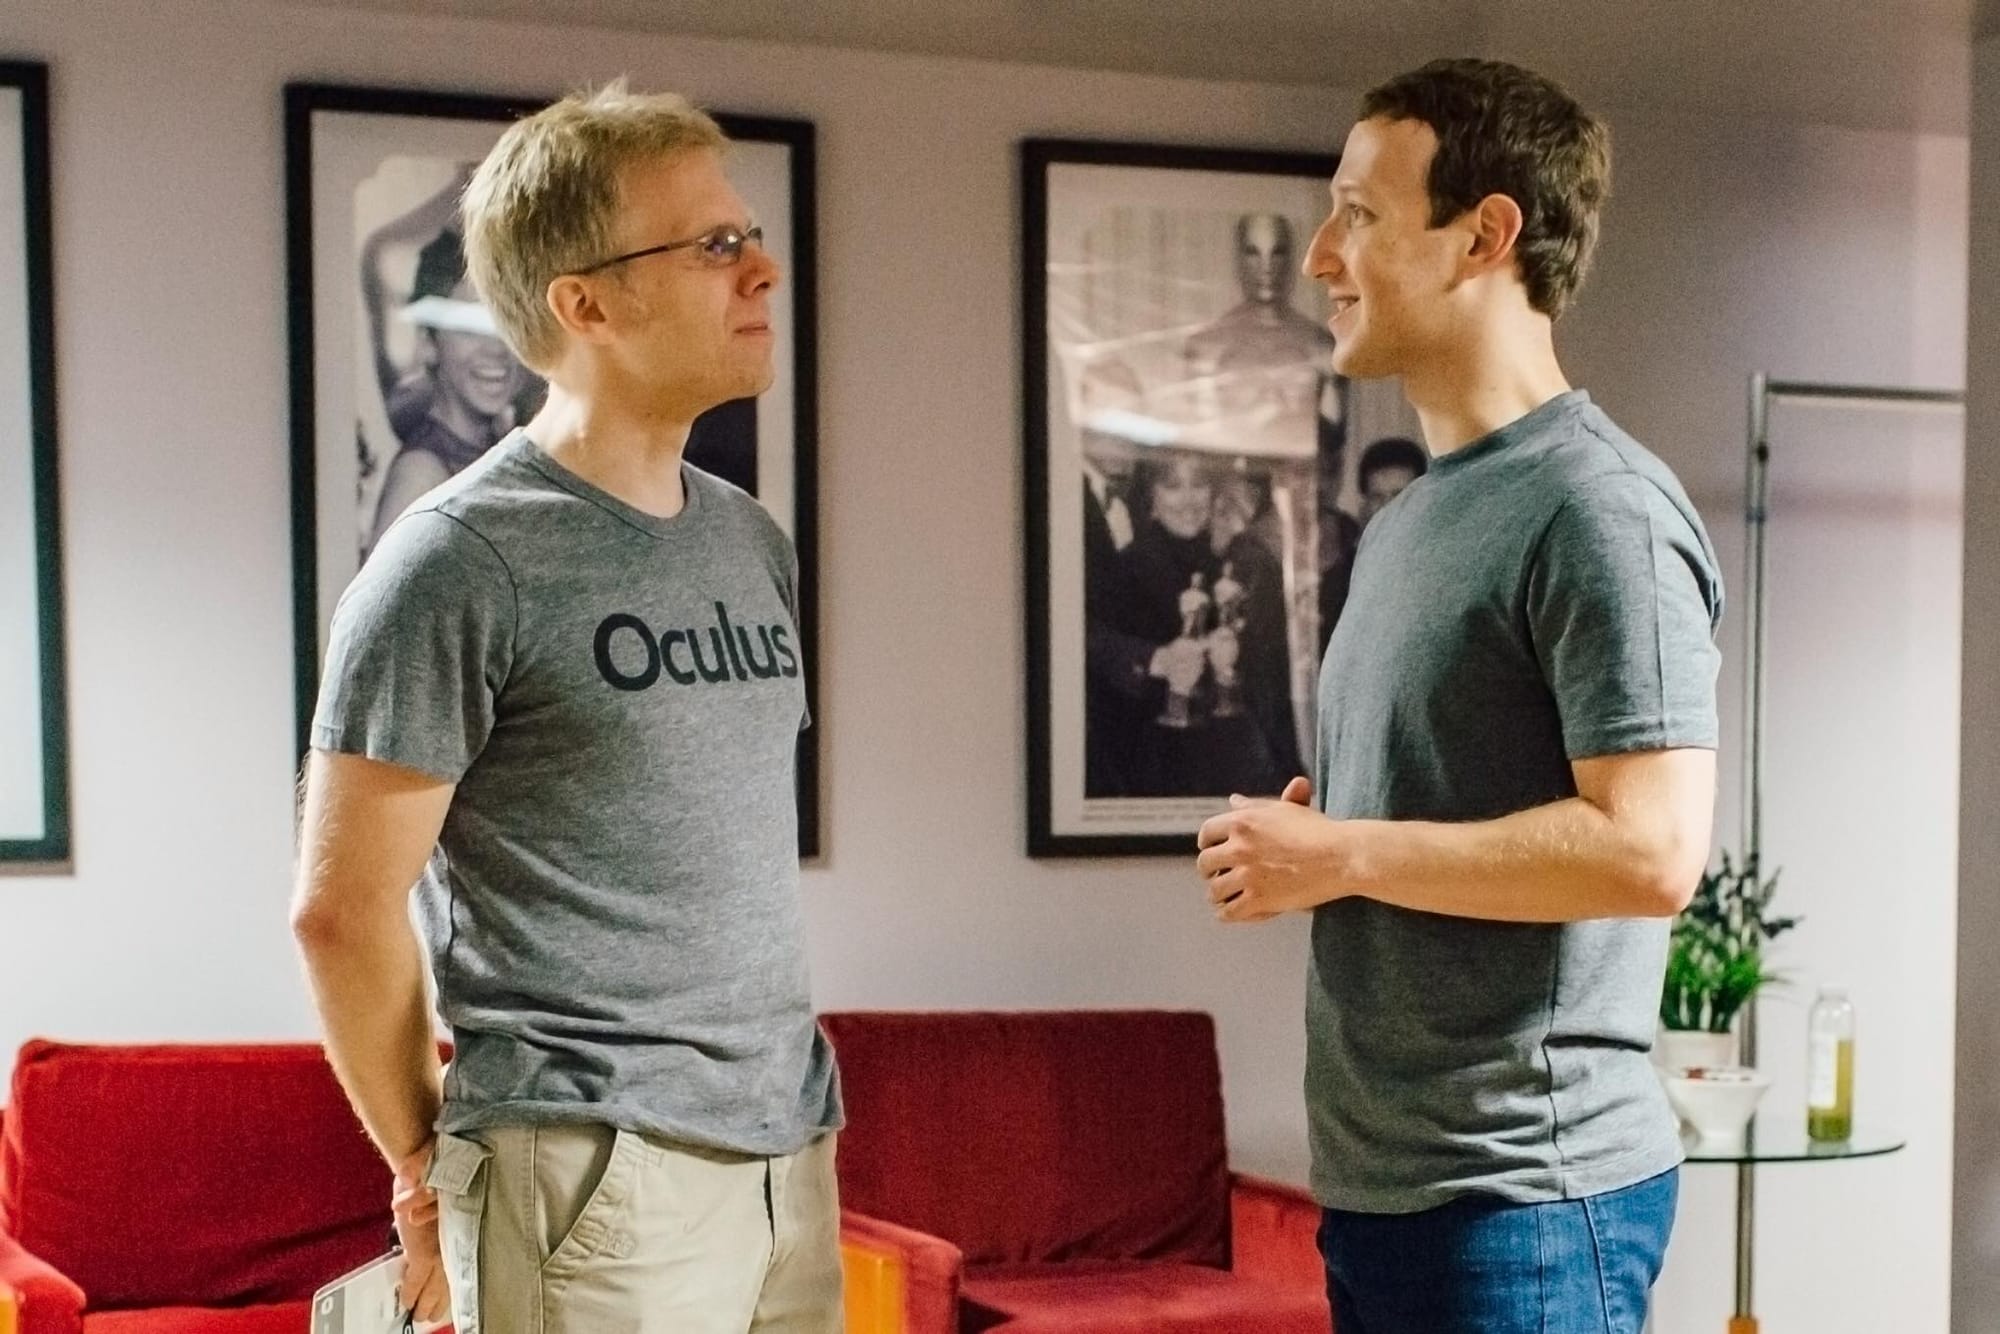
[1317,1168,1678,1334]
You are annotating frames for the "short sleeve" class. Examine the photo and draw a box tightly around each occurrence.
[1525,474,1723,759]
[310,509,517,780]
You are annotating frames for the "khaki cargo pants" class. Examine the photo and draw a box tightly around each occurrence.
[427,1124,843,1334]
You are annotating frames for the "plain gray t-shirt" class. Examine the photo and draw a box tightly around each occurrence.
[312,431,840,1157]
[1307,390,1722,1212]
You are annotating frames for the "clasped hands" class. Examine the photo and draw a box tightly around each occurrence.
[1196,776,1351,922]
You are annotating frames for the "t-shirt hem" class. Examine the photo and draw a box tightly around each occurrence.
[441,1096,846,1159]
[1564,717,1718,760]
[1309,1135,1685,1214]
[310,720,467,783]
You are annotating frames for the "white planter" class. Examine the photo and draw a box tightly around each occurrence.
[1655,1027,1740,1071]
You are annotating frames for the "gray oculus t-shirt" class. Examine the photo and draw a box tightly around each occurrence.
[313,430,840,1157]
[1307,390,1722,1213]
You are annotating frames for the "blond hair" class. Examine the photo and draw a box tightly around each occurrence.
[460,80,727,369]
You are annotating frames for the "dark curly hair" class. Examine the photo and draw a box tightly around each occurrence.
[1358,436,1429,490]
[1360,59,1610,319]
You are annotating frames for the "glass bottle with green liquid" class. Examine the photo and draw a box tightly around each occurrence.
[1806,987,1855,1141]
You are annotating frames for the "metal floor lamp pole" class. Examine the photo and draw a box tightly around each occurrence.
[1729,373,1961,1334]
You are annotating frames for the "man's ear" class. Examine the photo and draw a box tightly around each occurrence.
[1463,193,1525,278]
[545,273,612,345]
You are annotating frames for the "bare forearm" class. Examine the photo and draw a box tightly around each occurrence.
[296,910,442,1164]
[1201,751,1713,925]
[1339,797,1695,923]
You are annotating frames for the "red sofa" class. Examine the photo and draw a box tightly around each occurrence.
[823,1010,1331,1334]
[0,1041,396,1333]
[0,1015,1330,1334]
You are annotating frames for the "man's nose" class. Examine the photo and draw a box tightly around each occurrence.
[741,241,781,292]
[1303,219,1339,279]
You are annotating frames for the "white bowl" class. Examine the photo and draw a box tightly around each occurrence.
[1662,1065,1769,1146]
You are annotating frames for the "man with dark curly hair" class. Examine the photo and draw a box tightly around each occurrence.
[1197,59,1721,1332]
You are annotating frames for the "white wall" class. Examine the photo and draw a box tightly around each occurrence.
[0,3,1968,1329]
[1955,31,2000,1334]
[1564,109,1968,1334]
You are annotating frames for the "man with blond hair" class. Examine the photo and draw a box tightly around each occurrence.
[291,82,841,1332]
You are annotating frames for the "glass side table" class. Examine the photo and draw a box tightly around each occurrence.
[1681,1118,1906,1334]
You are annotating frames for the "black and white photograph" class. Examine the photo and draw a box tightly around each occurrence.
[0,60,69,865]
[287,83,822,852]
[1024,138,1421,856]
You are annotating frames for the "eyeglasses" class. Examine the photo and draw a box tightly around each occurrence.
[571,223,764,275]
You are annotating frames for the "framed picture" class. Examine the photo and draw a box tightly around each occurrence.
[286,83,822,855]
[0,60,70,866]
[1023,138,1424,856]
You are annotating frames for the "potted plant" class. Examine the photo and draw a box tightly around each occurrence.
[1657,851,1800,1070]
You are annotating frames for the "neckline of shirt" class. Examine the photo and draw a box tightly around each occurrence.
[507,429,707,539]
[1425,389,1592,477]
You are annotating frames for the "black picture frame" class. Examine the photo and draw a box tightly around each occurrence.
[1025,136,1398,857]
[1,59,70,867]
[285,82,822,856]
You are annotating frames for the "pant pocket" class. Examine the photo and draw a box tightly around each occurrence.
[540,1126,648,1283]
[426,1131,495,1334]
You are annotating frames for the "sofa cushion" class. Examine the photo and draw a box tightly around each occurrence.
[82,1303,312,1333]
[820,1011,1230,1268]
[2,1041,390,1309]
[961,1261,1330,1334]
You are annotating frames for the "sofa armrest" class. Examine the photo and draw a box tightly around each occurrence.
[0,1231,85,1334]
[840,1208,962,1334]
[1230,1172,1327,1297]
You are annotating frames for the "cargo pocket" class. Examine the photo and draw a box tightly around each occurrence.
[426,1131,494,1334]
[540,1127,648,1287]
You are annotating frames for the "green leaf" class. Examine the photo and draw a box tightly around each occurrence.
[1659,850,1799,1033]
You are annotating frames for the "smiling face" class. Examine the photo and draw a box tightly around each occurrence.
[590,148,782,417]
[1302,116,1467,380]
[429,278,527,425]
[1149,457,1215,540]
